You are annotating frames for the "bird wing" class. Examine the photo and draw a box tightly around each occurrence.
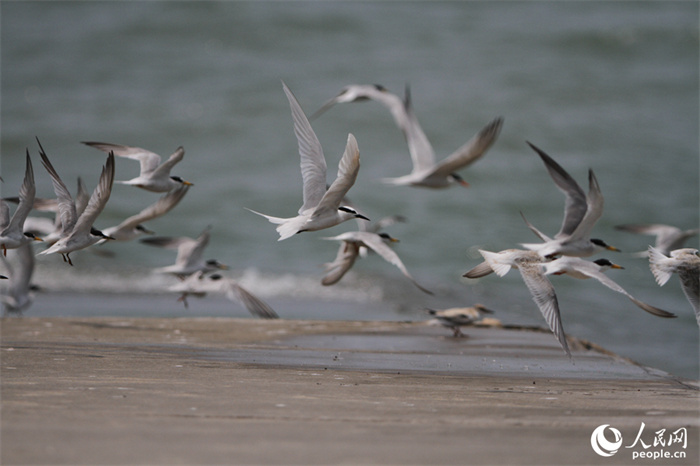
[281,81,328,214]
[527,142,587,239]
[151,146,185,178]
[4,152,36,235]
[358,231,433,295]
[82,142,162,175]
[72,153,115,236]
[111,184,189,231]
[38,139,78,235]
[313,133,360,218]
[574,263,676,318]
[517,263,571,357]
[567,169,604,242]
[462,260,494,279]
[225,281,279,319]
[321,241,360,286]
[520,211,553,242]
[401,85,437,174]
[430,117,503,178]
[678,268,700,319]
[0,199,10,230]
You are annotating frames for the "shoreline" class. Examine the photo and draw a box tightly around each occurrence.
[2,317,698,465]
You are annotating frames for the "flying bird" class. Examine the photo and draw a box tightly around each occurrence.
[0,151,41,255]
[615,223,699,257]
[140,225,227,277]
[520,142,619,258]
[648,246,700,325]
[37,140,115,265]
[247,81,368,240]
[167,271,279,319]
[312,83,503,188]
[321,230,433,295]
[82,141,192,192]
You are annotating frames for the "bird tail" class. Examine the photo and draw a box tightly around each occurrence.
[648,246,672,286]
[479,250,512,277]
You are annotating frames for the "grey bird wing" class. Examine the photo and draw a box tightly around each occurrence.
[321,241,360,286]
[312,134,360,218]
[567,170,603,242]
[38,139,78,235]
[83,142,162,175]
[72,153,115,236]
[4,152,36,234]
[225,281,279,319]
[430,117,503,178]
[112,184,189,231]
[527,142,587,239]
[576,266,676,318]
[463,260,495,279]
[281,81,328,214]
[151,146,185,178]
[402,85,437,174]
[517,263,571,358]
[678,269,700,319]
[359,232,433,295]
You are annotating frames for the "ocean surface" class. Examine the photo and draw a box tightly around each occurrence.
[1,1,698,379]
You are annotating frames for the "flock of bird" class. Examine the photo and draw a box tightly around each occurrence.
[1,81,698,357]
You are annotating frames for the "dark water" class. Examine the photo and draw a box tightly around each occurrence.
[1,1,698,378]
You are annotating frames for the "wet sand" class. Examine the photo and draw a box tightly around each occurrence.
[1,317,698,465]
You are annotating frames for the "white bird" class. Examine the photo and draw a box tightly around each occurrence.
[321,230,433,295]
[425,304,496,337]
[98,184,190,243]
[0,151,41,255]
[140,225,228,277]
[616,224,699,257]
[648,246,700,325]
[472,248,571,357]
[168,271,279,319]
[82,141,193,192]
[542,256,675,318]
[1,242,37,315]
[312,84,503,188]
[37,140,115,266]
[247,81,368,240]
[520,142,619,258]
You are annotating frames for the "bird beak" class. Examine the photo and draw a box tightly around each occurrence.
[458,179,470,188]
[355,214,370,221]
[182,180,194,186]
[217,263,229,270]
[611,264,624,269]
[389,237,399,243]
[606,245,621,252]
[32,236,44,242]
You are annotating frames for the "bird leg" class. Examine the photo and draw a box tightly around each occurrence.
[452,327,465,338]
[177,293,190,309]
[61,253,74,266]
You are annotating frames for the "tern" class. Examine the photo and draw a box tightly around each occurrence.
[140,225,228,277]
[321,230,433,295]
[520,142,619,258]
[247,81,368,240]
[1,242,37,315]
[37,140,115,265]
[616,224,699,257]
[648,247,700,324]
[82,141,193,192]
[312,84,503,188]
[168,271,279,319]
[468,249,676,357]
[424,304,496,337]
[0,151,41,255]
[470,248,571,357]
[98,184,190,243]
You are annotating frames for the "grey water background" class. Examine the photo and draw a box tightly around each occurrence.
[1,1,698,379]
